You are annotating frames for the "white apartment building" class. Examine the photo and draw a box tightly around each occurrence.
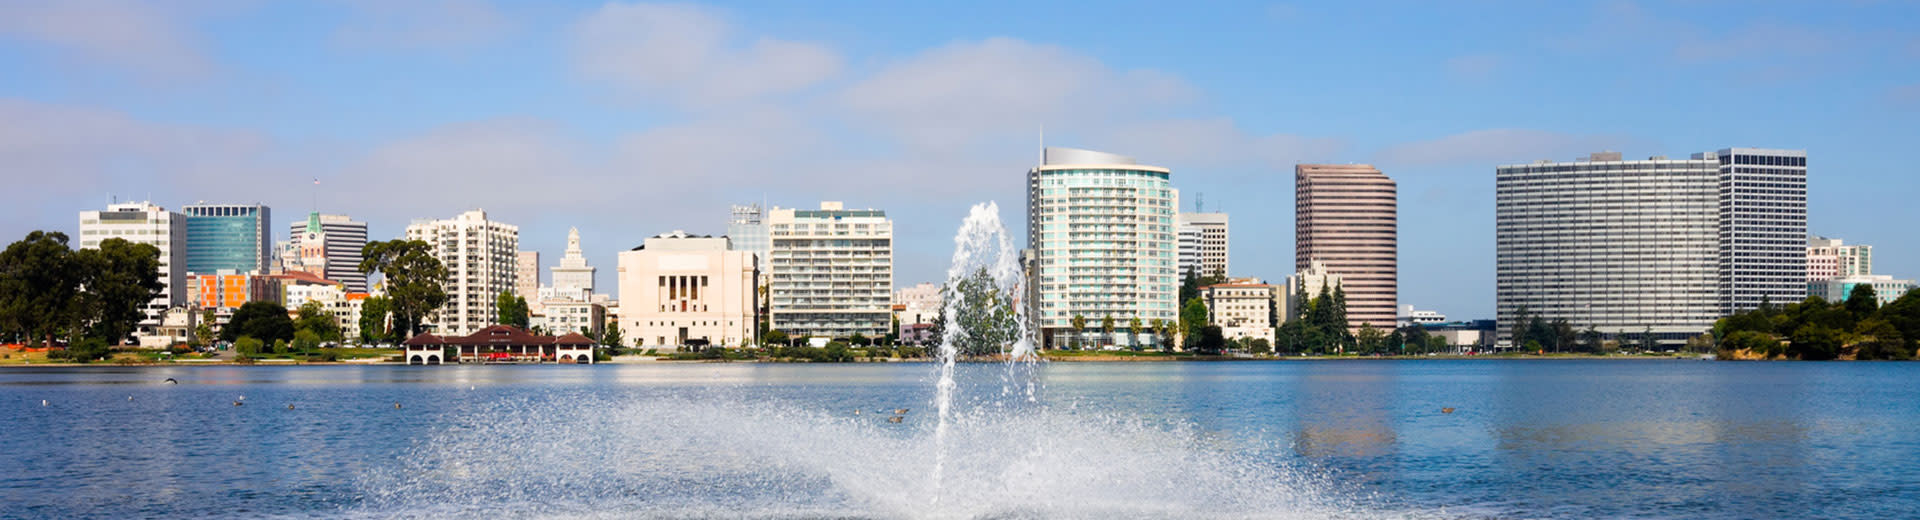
[78,202,187,337]
[1282,260,1342,322]
[286,212,369,293]
[1027,147,1177,349]
[515,251,540,308]
[619,230,758,347]
[1496,152,1723,346]
[768,202,893,339]
[549,227,596,302]
[1200,282,1275,344]
[535,300,606,339]
[1707,148,1808,313]
[404,209,518,336]
[1807,235,1871,281]
[894,282,942,327]
[1177,212,1229,279]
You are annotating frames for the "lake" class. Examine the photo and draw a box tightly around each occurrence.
[3,360,1917,519]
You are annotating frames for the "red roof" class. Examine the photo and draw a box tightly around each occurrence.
[405,326,595,347]
[263,271,342,287]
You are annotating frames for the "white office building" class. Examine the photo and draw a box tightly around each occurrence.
[515,251,540,306]
[550,227,596,302]
[1708,148,1808,313]
[78,202,187,338]
[1807,235,1871,281]
[1177,212,1229,279]
[1809,275,1914,307]
[285,212,369,293]
[404,209,519,336]
[768,202,893,339]
[1027,147,1177,349]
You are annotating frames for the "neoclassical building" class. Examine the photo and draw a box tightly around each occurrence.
[618,231,759,348]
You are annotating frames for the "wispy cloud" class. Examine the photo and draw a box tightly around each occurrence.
[331,0,514,51]
[569,2,842,107]
[0,0,221,82]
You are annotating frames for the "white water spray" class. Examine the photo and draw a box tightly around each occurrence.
[932,201,1038,500]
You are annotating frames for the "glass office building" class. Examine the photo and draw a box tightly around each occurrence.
[183,204,271,275]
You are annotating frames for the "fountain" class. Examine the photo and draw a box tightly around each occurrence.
[932,201,1038,500]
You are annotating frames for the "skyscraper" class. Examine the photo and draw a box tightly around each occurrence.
[183,203,270,275]
[515,251,540,302]
[286,212,369,293]
[1294,164,1397,331]
[550,227,596,301]
[768,202,893,339]
[1176,212,1229,278]
[404,209,519,336]
[1027,147,1177,349]
[78,202,186,333]
[1495,152,1721,345]
[1709,148,1808,313]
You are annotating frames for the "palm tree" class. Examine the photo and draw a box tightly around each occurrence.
[1128,317,1143,351]
[1070,314,1087,350]
[1100,315,1115,348]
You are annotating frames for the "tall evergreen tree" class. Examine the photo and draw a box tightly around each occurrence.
[361,240,447,338]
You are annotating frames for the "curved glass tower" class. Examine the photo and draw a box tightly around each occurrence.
[1026,147,1176,349]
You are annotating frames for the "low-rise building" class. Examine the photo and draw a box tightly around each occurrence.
[618,230,758,349]
[400,326,596,365]
[1809,275,1915,307]
[1396,305,1446,328]
[1200,282,1276,344]
[534,300,606,339]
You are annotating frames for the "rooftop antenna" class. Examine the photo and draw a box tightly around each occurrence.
[1195,192,1204,213]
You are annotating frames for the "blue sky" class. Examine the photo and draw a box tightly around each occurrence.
[2,0,1916,320]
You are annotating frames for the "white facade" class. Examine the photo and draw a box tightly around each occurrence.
[768,202,894,339]
[619,230,758,347]
[1496,153,1722,345]
[404,209,519,336]
[534,300,605,339]
[1707,148,1808,313]
[1807,235,1871,281]
[1027,147,1177,349]
[286,212,369,293]
[78,202,187,335]
[1396,305,1446,327]
[1809,275,1914,307]
[894,282,942,326]
[1282,260,1342,322]
[1200,283,1275,344]
[1176,212,1229,279]
[550,227,596,301]
[515,251,540,305]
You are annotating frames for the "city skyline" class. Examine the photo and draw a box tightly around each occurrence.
[3,1,1917,321]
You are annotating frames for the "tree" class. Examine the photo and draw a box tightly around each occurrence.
[1249,338,1273,355]
[1880,289,1920,344]
[360,240,447,338]
[292,329,322,355]
[764,329,789,347]
[71,238,163,345]
[602,319,623,348]
[1720,330,1781,358]
[358,296,391,343]
[1127,317,1143,351]
[1150,318,1174,352]
[942,267,1018,356]
[1355,323,1386,354]
[1277,318,1305,354]
[1070,314,1086,349]
[295,300,341,342]
[496,290,530,328]
[1846,284,1880,319]
[1788,323,1842,360]
[1579,325,1604,354]
[1195,325,1226,355]
[1180,297,1209,350]
[1550,318,1575,353]
[1100,314,1115,348]
[234,336,264,357]
[1853,318,1910,360]
[0,231,80,347]
[1639,326,1659,353]
[1427,334,1449,354]
[194,313,215,347]
[1402,325,1430,355]
[221,301,294,345]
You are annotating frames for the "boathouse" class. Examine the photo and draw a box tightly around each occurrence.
[401,326,597,365]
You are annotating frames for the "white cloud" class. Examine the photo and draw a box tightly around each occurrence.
[0,0,218,81]
[569,3,841,106]
[331,0,514,51]
[1372,129,1646,168]
[841,38,1195,154]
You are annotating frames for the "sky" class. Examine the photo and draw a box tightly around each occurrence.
[2,0,1916,321]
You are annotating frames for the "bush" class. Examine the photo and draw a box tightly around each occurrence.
[50,338,112,362]
[1249,338,1273,355]
[272,339,289,355]
[235,336,264,356]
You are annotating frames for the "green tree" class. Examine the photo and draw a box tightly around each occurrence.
[71,238,163,345]
[1195,325,1226,355]
[1579,325,1604,354]
[1427,334,1449,354]
[1719,330,1781,358]
[1639,326,1659,352]
[234,336,264,356]
[1127,317,1143,351]
[1100,314,1115,348]
[602,319,623,347]
[221,301,295,345]
[496,290,530,328]
[194,312,215,347]
[360,240,447,338]
[358,296,391,343]
[1355,323,1386,354]
[1070,314,1087,349]
[1788,323,1842,360]
[1249,337,1273,355]
[1846,283,1880,319]
[292,329,321,356]
[764,329,789,347]
[295,300,341,341]
[1179,297,1209,350]
[1401,325,1429,355]
[941,267,1017,356]
[1509,305,1533,351]
[1853,318,1910,360]
[1550,318,1575,353]
[0,231,80,347]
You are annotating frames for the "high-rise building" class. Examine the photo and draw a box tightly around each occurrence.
[285,212,369,293]
[404,209,519,336]
[1807,235,1871,281]
[514,251,540,303]
[78,202,186,334]
[1177,212,1229,279]
[728,204,770,274]
[1295,164,1397,330]
[182,203,270,275]
[768,202,893,339]
[1708,148,1808,313]
[1496,152,1721,345]
[1027,147,1177,349]
[618,230,758,347]
[550,227,596,301]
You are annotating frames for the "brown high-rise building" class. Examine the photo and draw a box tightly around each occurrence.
[1295,164,1397,331]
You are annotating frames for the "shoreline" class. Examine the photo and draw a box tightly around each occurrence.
[0,353,1719,367]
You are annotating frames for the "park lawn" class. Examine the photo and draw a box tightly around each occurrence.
[0,349,52,365]
[250,348,401,361]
